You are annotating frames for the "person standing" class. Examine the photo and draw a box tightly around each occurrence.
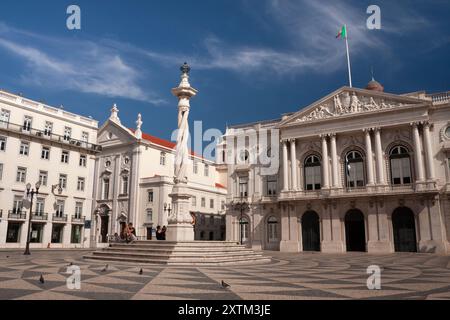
[156,226,162,240]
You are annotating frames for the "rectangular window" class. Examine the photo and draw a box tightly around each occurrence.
[55,200,65,216]
[6,223,21,243]
[210,199,214,209]
[79,155,87,167]
[148,190,154,203]
[23,116,32,132]
[75,202,83,218]
[82,131,89,142]
[239,176,248,197]
[77,177,85,191]
[267,176,277,196]
[61,151,69,163]
[201,197,206,208]
[191,196,197,207]
[13,196,23,214]
[41,147,50,160]
[221,201,225,210]
[160,152,166,166]
[44,121,53,137]
[39,171,48,186]
[204,164,209,177]
[19,141,30,156]
[59,174,67,189]
[103,179,110,200]
[305,166,321,191]
[63,127,72,142]
[16,167,26,183]
[0,109,10,127]
[35,199,45,215]
[0,136,6,151]
[51,224,64,243]
[146,209,153,223]
[122,176,129,194]
[193,161,198,174]
[0,163,3,180]
[30,223,44,243]
[71,225,82,244]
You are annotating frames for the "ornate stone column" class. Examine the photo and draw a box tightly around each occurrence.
[364,129,375,186]
[167,63,198,242]
[330,133,340,188]
[412,122,425,182]
[374,128,386,185]
[422,122,436,181]
[290,139,297,190]
[321,135,330,189]
[282,140,289,191]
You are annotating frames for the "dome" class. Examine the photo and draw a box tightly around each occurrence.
[366,78,384,92]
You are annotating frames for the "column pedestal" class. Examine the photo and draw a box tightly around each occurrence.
[167,184,194,242]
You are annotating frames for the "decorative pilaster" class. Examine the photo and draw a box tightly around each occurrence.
[330,133,340,188]
[422,121,436,181]
[374,128,386,185]
[321,135,330,189]
[282,140,289,191]
[364,128,375,186]
[290,139,297,190]
[411,122,425,183]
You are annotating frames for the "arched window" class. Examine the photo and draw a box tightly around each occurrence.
[267,216,278,242]
[304,155,321,190]
[346,151,365,188]
[390,146,412,185]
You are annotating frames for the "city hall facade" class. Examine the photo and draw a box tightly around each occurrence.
[223,81,450,254]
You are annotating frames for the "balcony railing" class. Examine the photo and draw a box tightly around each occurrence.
[52,214,68,222]
[0,121,102,152]
[71,215,85,224]
[8,210,27,220]
[429,91,450,104]
[32,213,48,221]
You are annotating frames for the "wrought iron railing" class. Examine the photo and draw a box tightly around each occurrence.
[52,214,68,222]
[71,215,85,224]
[32,213,48,221]
[8,210,27,220]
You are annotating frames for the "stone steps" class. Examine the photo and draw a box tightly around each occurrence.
[84,241,271,266]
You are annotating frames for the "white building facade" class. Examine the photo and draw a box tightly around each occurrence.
[91,107,227,247]
[0,90,100,249]
[224,82,450,254]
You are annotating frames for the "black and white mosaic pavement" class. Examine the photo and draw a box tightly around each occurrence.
[1,250,450,300]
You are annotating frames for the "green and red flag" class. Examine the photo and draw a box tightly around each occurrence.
[336,25,347,39]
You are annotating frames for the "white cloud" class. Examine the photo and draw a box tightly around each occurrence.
[0,25,165,105]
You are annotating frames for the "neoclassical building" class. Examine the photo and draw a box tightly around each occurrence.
[223,80,450,254]
[91,106,227,247]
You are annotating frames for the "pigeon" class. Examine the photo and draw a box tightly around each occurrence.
[139,268,143,275]
[221,280,230,289]
[68,262,73,266]
[39,275,45,284]
[101,264,108,272]
[6,256,9,259]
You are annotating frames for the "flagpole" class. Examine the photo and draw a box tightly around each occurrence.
[344,24,353,88]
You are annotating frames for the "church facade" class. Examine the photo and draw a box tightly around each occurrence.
[223,81,450,254]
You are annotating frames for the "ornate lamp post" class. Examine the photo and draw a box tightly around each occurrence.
[24,182,41,255]
[233,196,250,245]
[163,203,172,222]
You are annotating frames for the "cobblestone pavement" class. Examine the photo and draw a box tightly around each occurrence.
[0,250,450,300]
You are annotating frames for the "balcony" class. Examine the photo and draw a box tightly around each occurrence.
[8,210,27,220]
[0,121,102,153]
[31,213,48,221]
[52,214,68,223]
[71,215,85,224]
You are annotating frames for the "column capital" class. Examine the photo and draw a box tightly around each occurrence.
[363,128,374,133]
[410,121,420,128]
[288,138,296,143]
[328,133,337,138]
[320,134,328,140]
[373,127,382,133]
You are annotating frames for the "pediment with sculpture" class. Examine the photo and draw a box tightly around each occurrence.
[282,88,426,125]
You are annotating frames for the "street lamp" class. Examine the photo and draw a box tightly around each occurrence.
[233,196,250,245]
[163,203,172,221]
[24,182,41,255]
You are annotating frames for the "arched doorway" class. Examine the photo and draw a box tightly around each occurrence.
[392,207,417,252]
[302,211,320,251]
[345,209,366,252]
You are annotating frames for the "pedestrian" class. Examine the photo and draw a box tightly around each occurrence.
[128,223,137,243]
[156,225,162,240]
[161,226,167,240]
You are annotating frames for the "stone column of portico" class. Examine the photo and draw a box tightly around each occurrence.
[321,135,330,189]
[290,139,298,191]
[412,123,425,184]
[282,140,289,191]
[330,133,340,189]
[422,122,436,182]
[364,129,375,186]
[374,128,386,185]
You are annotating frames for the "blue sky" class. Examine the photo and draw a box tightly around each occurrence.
[0,0,449,142]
